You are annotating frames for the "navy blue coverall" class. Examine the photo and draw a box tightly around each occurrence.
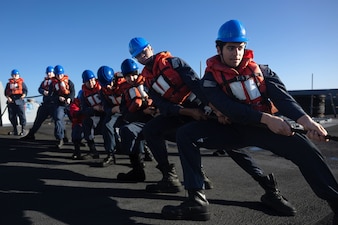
[100,90,123,156]
[28,79,55,135]
[4,80,28,134]
[143,56,266,179]
[177,65,338,203]
[49,78,75,140]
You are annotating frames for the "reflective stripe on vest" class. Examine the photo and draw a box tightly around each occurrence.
[229,77,261,101]
[151,75,170,96]
[86,93,102,107]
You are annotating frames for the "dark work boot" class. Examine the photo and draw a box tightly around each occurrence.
[143,145,154,162]
[212,149,229,156]
[82,140,99,159]
[146,163,183,193]
[71,141,82,160]
[19,126,26,136]
[258,173,296,216]
[20,130,35,140]
[56,139,64,149]
[117,154,145,182]
[162,190,210,221]
[8,126,18,136]
[101,153,116,167]
[201,168,213,190]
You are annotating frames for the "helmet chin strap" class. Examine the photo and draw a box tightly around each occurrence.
[145,55,155,68]
[217,44,225,64]
[219,53,225,65]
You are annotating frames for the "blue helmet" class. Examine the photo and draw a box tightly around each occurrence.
[216,20,248,43]
[46,66,54,73]
[121,58,139,76]
[129,37,149,57]
[54,65,65,75]
[11,69,20,75]
[97,66,114,86]
[82,70,96,83]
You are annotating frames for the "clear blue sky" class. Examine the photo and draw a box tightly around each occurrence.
[1,0,337,100]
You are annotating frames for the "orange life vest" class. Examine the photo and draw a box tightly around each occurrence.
[82,80,102,107]
[41,77,53,91]
[124,75,152,113]
[141,51,191,104]
[206,49,277,113]
[101,76,129,106]
[6,77,24,96]
[51,75,71,96]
